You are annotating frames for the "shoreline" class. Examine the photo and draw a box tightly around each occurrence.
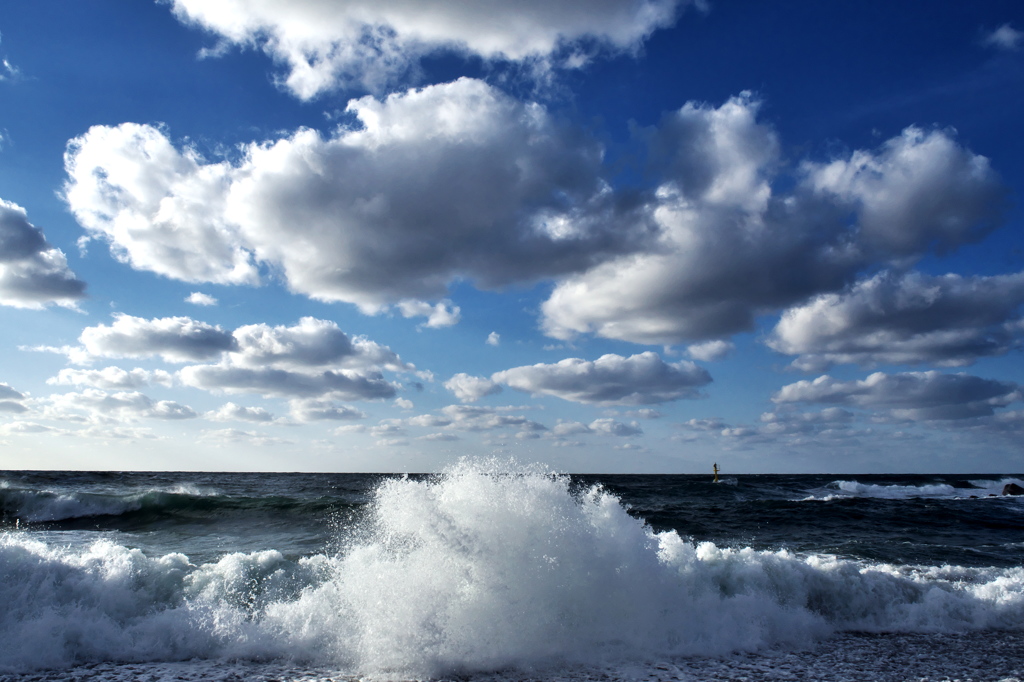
[4,631,1022,682]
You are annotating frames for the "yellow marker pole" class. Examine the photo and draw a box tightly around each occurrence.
[713,463,719,483]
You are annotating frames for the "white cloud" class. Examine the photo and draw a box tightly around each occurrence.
[186,291,218,306]
[486,332,501,346]
[541,97,1005,344]
[492,351,711,405]
[370,420,405,437]
[288,398,366,422]
[0,383,25,401]
[205,402,275,423]
[0,58,20,83]
[439,404,546,433]
[46,315,409,403]
[229,317,410,372]
[64,124,259,285]
[0,383,27,414]
[47,367,174,389]
[406,414,452,429]
[588,418,643,436]
[72,314,237,363]
[774,371,1022,421]
[687,340,733,362]
[768,270,1024,369]
[180,364,396,400]
[552,420,592,436]
[62,79,648,312]
[0,198,86,309]
[43,389,198,423]
[166,0,688,98]
[0,401,27,414]
[624,408,662,419]
[444,373,502,403]
[199,428,292,447]
[180,317,408,400]
[684,417,728,432]
[803,126,1005,258]
[397,299,461,328]
[759,408,854,436]
[984,24,1023,51]
[0,421,57,435]
[418,432,459,442]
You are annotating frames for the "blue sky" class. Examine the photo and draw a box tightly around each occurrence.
[0,0,1022,473]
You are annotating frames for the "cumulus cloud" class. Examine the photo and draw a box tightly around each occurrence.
[166,0,687,98]
[44,315,409,402]
[71,314,237,363]
[0,401,27,414]
[492,351,711,405]
[229,317,410,372]
[984,24,1023,51]
[588,418,643,436]
[774,371,1021,421]
[0,383,25,401]
[541,97,1005,344]
[687,340,733,362]
[288,398,366,422]
[179,317,407,400]
[486,332,501,346]
[186,292,218,306]
[205,402,275,423]
[0,383,27,414]
[369,421,406,441]
[803,127,1005,258]
[44,389,198,423]
[438,404,547,434]
[397,300,461,328]
[180,365,395,400]
[418,432,459,442]
[623,408,662,420]
[0,198,86,309]
[63,79,650,313]
[47,367,174,389]
[683,417,728,432]
[769,270,1024,370]
[64,124,259,285]
[552,420,592,437]
[758,408,854,436]
[444,373,502,403]
[0,421,56,435]
[200,428,292,447]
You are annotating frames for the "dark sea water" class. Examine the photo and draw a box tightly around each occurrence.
[2,462,1024,681]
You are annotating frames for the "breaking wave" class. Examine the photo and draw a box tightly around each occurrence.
[2,461,1022,676]
[803,477,1024,501]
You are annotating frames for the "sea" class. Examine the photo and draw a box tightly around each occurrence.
[2,460,1023,681]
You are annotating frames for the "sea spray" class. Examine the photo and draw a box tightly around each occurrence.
[2,462,1024,676]
[276,459,826,676]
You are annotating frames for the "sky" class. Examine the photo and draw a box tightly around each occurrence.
[0,1,1023,474]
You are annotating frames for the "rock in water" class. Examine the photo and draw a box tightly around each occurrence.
[1001,483,1024,496]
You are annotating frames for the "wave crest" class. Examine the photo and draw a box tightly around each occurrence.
[2,460,1023,676]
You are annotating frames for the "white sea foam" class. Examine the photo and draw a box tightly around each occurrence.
[804,478,1024,501]
[1,460,1023,676]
